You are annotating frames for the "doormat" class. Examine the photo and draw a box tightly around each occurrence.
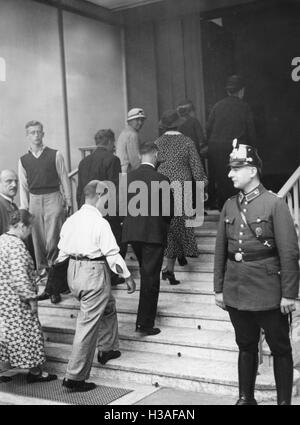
[0,374,132,405]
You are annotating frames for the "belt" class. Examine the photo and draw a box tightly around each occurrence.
[228,249,278,262]
[70,255,106,262]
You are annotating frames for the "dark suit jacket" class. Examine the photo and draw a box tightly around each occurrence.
[76,146,121,208]
[122,164,173,246]
[0,195,18,235]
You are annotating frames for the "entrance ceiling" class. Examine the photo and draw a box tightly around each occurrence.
[87,0,164,10]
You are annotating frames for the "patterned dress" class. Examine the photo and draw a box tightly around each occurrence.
[0,234,45,369]
[156,131,208,259]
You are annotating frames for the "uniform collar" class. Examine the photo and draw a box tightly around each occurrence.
[239,183,265,203]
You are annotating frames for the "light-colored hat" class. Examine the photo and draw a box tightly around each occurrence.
[127,108,146,121]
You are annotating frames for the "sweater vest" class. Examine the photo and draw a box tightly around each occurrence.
[20,147,60,195]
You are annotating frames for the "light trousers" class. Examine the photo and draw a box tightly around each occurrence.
[29,191,65,271]
[65,259,119,381]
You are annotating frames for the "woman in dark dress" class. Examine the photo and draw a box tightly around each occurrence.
[155,110,208,284]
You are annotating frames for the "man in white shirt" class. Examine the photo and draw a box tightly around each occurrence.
[58,180,136,392]
[18,121,71,277]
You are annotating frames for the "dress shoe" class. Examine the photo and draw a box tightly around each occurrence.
[27,372,57,383]
[136,326,161,336]
[0,376,12,383]
[177,256,188,266]
[97,350,121,365]
[111,276,125,286]
[62,378,96,392]
[161,269,180,285]
[235,397,257,405]
[37,291,50,301]
[50,294,61,304]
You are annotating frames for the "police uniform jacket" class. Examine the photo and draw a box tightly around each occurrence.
[214,184,299,311]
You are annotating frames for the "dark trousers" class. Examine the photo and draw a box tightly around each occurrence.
[227,306,292,356]
[131,242,164,329]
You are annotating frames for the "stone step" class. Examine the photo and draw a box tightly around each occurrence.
[194,228,217,236]
[113,288,215,305]
[44,342,277,401]
[38,295,231,331]
[195,236,216,246]
[113,278,214,295]
[41,317,272,365]
[203,212,220,222]
[127,243,216,253]
[126,258,214,272]
[129,270,214,282]
[126,251,215,263]
[40,277,214,295]
[197,221,219,230]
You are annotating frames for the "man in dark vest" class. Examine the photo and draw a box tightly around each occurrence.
[18,121,71,285]
[214,141,299,405]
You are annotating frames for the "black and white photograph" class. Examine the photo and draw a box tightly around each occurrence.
[0,0,299,411]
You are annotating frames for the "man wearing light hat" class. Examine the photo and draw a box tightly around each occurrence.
[214,140,299,405]
[116,108,146,174]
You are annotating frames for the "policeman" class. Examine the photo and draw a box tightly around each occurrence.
[214,140,300,405]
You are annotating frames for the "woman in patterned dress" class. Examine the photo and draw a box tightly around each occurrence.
[155,110,208,285]
[0,209,57,383]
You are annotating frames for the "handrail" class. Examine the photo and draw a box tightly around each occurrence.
[68,168,78,179]
[277,166,300,241]
[278,166,300,197]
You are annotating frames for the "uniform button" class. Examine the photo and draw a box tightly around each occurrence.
[240,224,244,228]
[238,248,242,252]
[244,201,248,205]
[243,209,247,213]
[239,240,242,244]
[239,232,243,235]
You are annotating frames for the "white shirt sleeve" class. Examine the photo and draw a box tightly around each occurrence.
[56,151,72,206]
[99,219,131,278]
[18,159,29,210]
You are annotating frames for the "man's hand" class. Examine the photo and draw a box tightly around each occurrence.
[215,292,227,310]
[65,205,72,217]
[280,297,296,315]
[125,276,136,294]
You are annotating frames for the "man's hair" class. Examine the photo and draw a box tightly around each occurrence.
[25,120,43,131]
[83,180,108,199]
[0,169,18,182]
[94,129,115,146]
[8,209,34,227]
[177,99,194,117]
[139,141,158,155]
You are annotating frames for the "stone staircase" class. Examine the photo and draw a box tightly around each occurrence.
[38,211,280,402]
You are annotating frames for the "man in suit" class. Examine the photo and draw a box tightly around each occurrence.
[206,75,256,209]
[77,129,125,286]
[122,141,173,335]
[0,169,36,268]
[0,169,19,235]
